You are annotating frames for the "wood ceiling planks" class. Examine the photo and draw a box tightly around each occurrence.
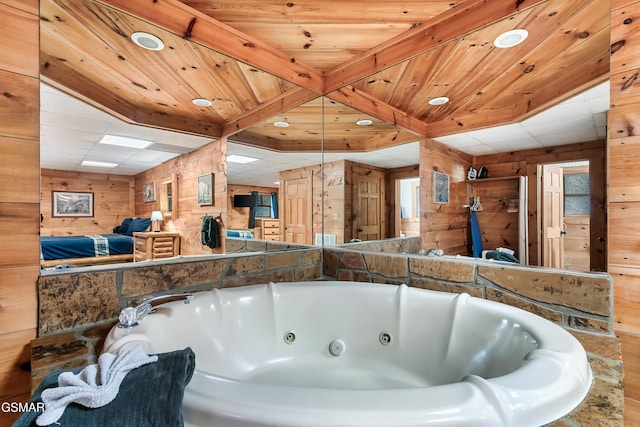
[40,0,610,152]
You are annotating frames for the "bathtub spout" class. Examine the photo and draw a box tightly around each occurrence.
[118,293,193,328]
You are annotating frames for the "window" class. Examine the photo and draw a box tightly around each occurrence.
[564,174,589,215]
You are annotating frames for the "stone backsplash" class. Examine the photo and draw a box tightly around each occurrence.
[324,249,614,334]
[37,249,322,336]
[224,237,310,253]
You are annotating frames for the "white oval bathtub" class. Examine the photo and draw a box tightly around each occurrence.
[104,281,592,427]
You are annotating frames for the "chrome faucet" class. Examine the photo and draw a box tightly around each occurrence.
[118,293,193,328]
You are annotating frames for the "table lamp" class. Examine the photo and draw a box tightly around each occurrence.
[150,210,163,232]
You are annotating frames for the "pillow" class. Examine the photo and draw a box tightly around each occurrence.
[14,347,196,427]
[115,217,133,234]
[125,218,151,235]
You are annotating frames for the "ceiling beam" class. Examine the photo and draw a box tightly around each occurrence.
[327,86,430,136]
[229,132,371,153]
[96,0,324,94]
[222,87,318,137]
[229,132,285,152]
[42,55,223,139]
[41,54,138,123]
[324,0,548,93]
[363,130,420,151]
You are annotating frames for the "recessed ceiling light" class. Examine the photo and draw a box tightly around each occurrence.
[428,96,450,106]
[493,29,529,49]
[82,160,118,168]
[99,134,154,149]
[356,119,373,126]
[274,121,290,128]
[192,98,212,107]
[228,154,259,164]
[131,32,165,51]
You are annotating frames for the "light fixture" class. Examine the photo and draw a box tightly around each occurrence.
[428,96,450,106]
[493,29,529,49]
[274,121,290,128]
[131,32,165,51]
[131,32,164,51]
[356,119,373,126]
[150,211,164,232]
[192,98,212,107]
[99,134,154,149]
[227,154,259,164]
[81,160,118,168]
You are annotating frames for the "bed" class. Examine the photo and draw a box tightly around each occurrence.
[40,217,150,268]
[226,230,254,238]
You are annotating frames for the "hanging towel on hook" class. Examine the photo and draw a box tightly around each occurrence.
[470,210,483,258]
[201,215,221,248]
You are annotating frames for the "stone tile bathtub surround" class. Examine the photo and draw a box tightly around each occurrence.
[36,248,323,335]
[37,270,120,335]
[33,242,622,425]
[409,256,475,282]
[478,265,612,317]
[327,248,615,335]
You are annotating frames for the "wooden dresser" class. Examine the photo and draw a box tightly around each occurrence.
[133,231,181,261]
[255,218,280,241]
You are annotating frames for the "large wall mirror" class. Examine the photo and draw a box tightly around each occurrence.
[39,0,609,272]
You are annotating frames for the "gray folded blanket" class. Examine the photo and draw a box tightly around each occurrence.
[14,347,195,427]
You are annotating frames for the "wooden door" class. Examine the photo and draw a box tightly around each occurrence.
[282,176,312,244]
[542,165,564,268]
[353,173,382,241]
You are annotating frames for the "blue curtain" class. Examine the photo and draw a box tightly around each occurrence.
[271,192,278,219]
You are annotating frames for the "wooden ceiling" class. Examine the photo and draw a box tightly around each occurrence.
[40,0,610,153]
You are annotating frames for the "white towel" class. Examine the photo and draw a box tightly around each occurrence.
[36,345,158,426]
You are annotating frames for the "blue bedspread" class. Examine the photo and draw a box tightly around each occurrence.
[41,234,134,260]
[227,230,254,238]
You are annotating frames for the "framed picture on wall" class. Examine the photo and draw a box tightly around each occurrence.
[198,173,214,206]
[52,191,94,217]
[433,171,449,204]
[142,182,156,202]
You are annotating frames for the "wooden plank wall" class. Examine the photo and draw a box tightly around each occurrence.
[609,0,640,414]
[563,214,590,270]
[419,136,472,255]
[473,140,606,270]
[563,164,590,271]
[0,0,40,424]
[40,169,134,235]
[227,184,278,231]
[134,138,227,255]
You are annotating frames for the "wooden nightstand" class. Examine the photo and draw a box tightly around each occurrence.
[133,232,181,262]
[255,218,280,241]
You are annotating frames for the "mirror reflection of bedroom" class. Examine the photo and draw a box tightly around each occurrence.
[37,0,610,275]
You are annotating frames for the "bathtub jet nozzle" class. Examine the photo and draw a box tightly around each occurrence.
[329,339,346,356]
